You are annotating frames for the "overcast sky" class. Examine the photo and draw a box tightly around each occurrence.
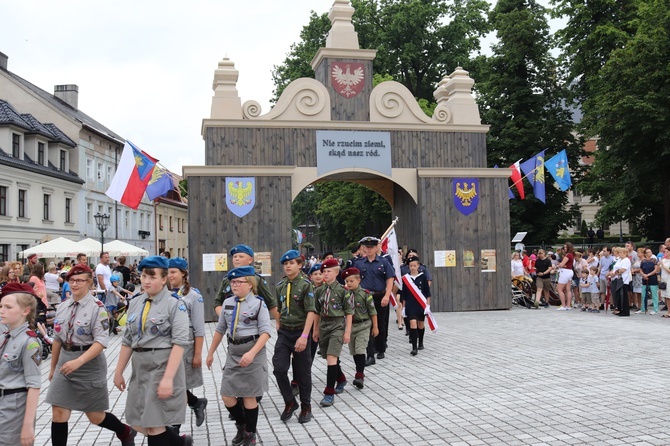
[1,0,336,173]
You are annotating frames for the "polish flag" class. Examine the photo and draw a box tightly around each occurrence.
[401,274,438,332]
[381,227,403,307]
[509,161,525,199]
[106,141,158,209]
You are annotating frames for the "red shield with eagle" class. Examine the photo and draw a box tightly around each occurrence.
[331,62,365,98]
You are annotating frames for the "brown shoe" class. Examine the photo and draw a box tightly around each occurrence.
[298,404,313,423]
[280,399,299,422]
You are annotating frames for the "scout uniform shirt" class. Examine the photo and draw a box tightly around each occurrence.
[348,287,377,322]
[0,321,41,390]
[215,274,277,310]
[314,281,354,319]
[173,287,206,341]
[276,275,315,328]
[216,293,272,340]
[122,286,190,349]
[53,293,109,349]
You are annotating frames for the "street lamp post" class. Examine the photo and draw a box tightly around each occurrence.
[94,213,110,254]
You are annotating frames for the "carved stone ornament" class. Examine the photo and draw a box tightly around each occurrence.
[242,78,331,121]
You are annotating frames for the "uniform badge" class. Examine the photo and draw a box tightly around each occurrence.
[198,297,204,303]
[77,327,85,335]
[100,311,108,318]
[128,314,137,323]
[54,323,61,333]
[31,348,42,366]
[453,177,479,216]
[150,325,159,335]
[178,304,187,312]
[101,320,109,331]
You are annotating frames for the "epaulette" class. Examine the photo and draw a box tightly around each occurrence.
[192,287,201,295]
[276,278,286,287]
[26,330,38,337]
[96,300,105,307]
[256,295,265,302]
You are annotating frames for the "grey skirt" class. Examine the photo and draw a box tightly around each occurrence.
[125,348,186,428]
[183,341,204,389]
[45,350,109,412]
[0,390,30,445]
[220,341,268,398]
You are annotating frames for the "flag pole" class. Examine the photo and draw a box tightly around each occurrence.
[508,164,542,191]
[380,216,399,241]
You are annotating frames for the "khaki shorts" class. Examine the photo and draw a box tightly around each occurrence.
[319,318,345,359]
[536,277,552,290]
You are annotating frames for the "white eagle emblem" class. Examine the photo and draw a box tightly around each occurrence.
[331,63,365,98]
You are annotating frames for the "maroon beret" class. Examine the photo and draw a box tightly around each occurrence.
[65,264,93,280]
[320,258,340,271]
[341,267,360,279]
[0,282,38,300]
[27,253,37,260]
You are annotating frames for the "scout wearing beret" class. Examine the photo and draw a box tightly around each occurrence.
[0,282,41,446]
[272,250,316,424]
[214,244,279,324]
[353,236,395,366]
[206,266,272,446]
[342,267,378,389]
[167,258,208,430]
[45,264,137,446]
[313,259,354,407]
[113,256,193,446]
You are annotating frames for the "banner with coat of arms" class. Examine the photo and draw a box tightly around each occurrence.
[453,178,479,216]
[226,177,255,218]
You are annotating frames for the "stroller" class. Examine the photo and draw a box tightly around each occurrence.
[511,277,537,309]
[109,283,135,335]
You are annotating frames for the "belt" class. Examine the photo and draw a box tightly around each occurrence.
[282,325,305,332]
[227,335,260,345]
[353,319,369,324]
[132,347,171,353]
[61,344,92,352]
[0,387,28,397]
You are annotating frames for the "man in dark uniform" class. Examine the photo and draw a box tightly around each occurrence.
[353,236,395,366]
[345,244,362,269]
[213,244,278,324]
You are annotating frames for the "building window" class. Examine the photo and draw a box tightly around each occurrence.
[107,165,112,183]
[125,210,130,229]
[12,133,20,158]
[159,214,163,230]
[60,150,66,171]
[97,162,103,180]
[18,190,26,218]
[140,213,144,230]
[38,142,45,165]
[0,186,6,216]
[169,216,173,232]
[65,198,72,223]
[87,203,92,224]
[43,194,51,220]
[0,244,8,263]
[87,160,93,179]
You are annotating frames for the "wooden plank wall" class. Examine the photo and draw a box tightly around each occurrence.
[314,59,373,122]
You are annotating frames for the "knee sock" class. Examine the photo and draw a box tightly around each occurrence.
[51,421,68,446]
[404,316,409,327]
[410,328,418,350]
[244,406,259,433]
[171,425,180,435]
[226,403,246,425]
[186,390,199,407]
[97,412,130,438]
[336,360,346,383]
[147,430,182,446]
[353,354,366,374]
[326,364,338,390]
[418,328,425,344]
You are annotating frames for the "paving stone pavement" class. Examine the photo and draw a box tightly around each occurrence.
[33,307,670,445]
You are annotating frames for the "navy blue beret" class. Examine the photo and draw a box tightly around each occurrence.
[138,256,169,271]
[168,257,188,270]
[280,249,301,264]
[308,263,322,275]
[230,244,254,257]
[227,266,256,279]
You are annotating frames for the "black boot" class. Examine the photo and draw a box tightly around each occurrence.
[410,328,418,355]
[232,423,246,446]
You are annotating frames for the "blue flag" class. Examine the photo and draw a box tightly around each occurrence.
[494,165,516,199]
[146,168,174,200]
[546,149,572,191]
[519,150,546,203]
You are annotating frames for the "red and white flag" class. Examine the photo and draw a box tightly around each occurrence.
[509,160,525,200]
[382,227,403,307]
[401,274,438,332]
[106,141,158,209]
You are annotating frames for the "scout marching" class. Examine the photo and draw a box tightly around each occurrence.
[0,235,435,445]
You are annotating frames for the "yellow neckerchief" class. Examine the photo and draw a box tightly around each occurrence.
[231,295,246,338]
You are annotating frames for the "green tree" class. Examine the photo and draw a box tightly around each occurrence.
[472,0,581,244]
[575,0,670,239]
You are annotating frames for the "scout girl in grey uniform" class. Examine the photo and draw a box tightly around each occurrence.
[342,267,378,389]
[45,264,136,446]
[312,258,354,407]
[167,257,208,428]
[0,282,41,446]
[113,256,192,446]
[206,266,272,446]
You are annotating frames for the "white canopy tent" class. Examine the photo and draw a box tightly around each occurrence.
[21,237,82,258]
[102,240,149,257]
[75,238,104,257]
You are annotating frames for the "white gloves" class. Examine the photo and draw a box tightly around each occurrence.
[401,307,406,318]
[424,305,430,315]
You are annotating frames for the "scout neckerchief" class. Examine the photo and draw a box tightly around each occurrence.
[0,331,10,350]
[323,286,331,317]
[285,282,291,313]
[171,286,184,299]
[66,301,80,344]
[230,295,246,339]
[140,296,153,334]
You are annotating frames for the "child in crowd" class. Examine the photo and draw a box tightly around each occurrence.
[0,282,41,446]
[400,256,431,355]
[60,272,71,302]
[579,270,590,311]
[312,259,354,407]
[587,266,601,312]
[342,267,378,389]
